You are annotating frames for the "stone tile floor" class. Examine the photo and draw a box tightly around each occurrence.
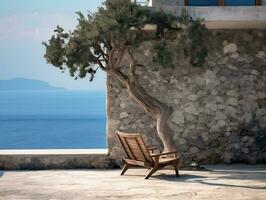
[0,164,265,200]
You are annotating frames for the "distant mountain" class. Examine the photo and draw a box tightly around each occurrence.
[0,78,66,91]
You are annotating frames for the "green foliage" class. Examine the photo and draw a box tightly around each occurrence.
[43,0,208,81]
[153,41,173,68]
[152,12,207,68]
[184,17,208,66]
[43,26,68,68]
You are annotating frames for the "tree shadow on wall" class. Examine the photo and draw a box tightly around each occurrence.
[239,118,266,153]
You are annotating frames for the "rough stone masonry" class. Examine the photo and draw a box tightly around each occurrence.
[107,30,266,166]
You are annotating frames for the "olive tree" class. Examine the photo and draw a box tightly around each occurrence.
[43,0,207,152]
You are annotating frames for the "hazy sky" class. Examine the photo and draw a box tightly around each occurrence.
[0,0,106,91]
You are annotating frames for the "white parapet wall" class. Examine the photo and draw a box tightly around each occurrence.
[0,149,112,169]
[150,4,266,29]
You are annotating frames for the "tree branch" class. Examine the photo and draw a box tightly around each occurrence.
[115,47,126,68]
[97,60,107,72]
[127,48,137,83]
[98,48,108,63]
[110,69,128,85]
[108,48,116,69]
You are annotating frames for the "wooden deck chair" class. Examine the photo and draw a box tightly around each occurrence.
[116,131,180,179]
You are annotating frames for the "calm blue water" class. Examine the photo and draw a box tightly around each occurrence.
[0,91,106,149]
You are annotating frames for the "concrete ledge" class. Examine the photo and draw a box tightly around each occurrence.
[204,21,266,29]
[0,149,108,155]
[152,6,266,29]
[0,149,114,170]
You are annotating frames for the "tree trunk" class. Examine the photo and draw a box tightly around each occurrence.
[156,107,176,152]
[109,57,176,153]
[127,82,176,152]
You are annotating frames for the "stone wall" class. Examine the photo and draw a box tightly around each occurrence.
[107,30,266,166]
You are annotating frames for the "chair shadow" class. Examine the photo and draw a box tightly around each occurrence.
[153,173,206,181]
[152,173,266,190]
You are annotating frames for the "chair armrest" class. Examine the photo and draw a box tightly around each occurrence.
[147,147,159,150]
[150,151,177,158]
[147,147,160,154]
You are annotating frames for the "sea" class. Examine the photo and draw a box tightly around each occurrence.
[0,91,106,149]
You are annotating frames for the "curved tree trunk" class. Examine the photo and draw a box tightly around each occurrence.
[109,51,176,153]
[156,106,176,152]
[127,82,176,152]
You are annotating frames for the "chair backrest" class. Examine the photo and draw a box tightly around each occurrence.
[116,131,154,163]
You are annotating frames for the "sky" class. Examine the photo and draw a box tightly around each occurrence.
[0,0,106,91]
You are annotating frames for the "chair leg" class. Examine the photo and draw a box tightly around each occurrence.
[121,163,131,175]
[145,167,158,179]
[173,160,179,177]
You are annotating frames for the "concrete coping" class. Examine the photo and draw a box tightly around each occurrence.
[152,6,266,20]
[150,6,266,29]
[0,149,108,155]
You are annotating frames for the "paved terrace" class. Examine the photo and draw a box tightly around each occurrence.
[0,164,265,200]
